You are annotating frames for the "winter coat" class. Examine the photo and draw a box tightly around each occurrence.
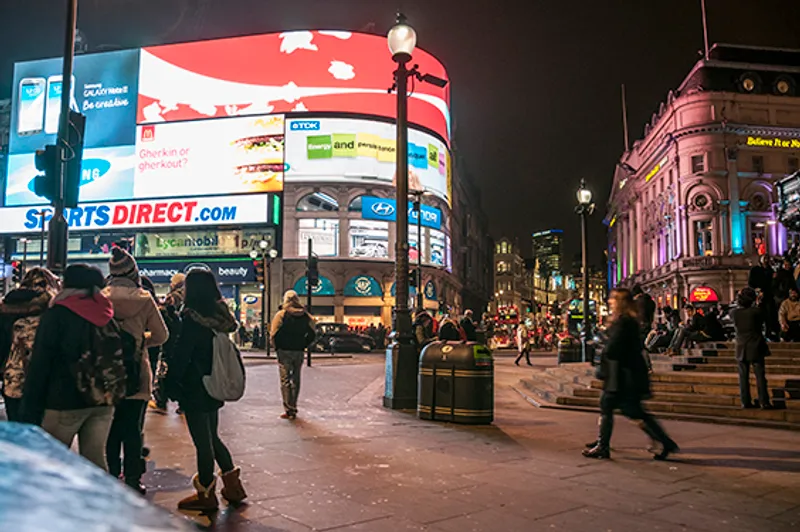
[635,293,656,333]
[748,265,774,295]
[102,281,169,400]
[597,315,650,398]
[774,268,796,300]
[779,298,800,329]
[460,317,478,342]
[438,319,465,342]
[20,290,115,425]
[732,306,770,362]
[516,325,530,351]
[0,289,52,398]
[270,303,315,351]
[166,301,238,413]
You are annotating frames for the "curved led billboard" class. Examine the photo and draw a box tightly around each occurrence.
[284,117,449,203]
[137,31,450,144]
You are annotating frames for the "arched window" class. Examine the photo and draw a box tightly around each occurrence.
[348,196,365,212]
[297,192,339,212]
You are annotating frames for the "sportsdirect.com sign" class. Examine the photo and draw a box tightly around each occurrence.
[0,193,272,234]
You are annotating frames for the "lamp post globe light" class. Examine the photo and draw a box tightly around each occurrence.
[251,240,279,357]
[575,179,595,363]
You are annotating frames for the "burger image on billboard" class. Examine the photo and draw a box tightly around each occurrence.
[232,132,285,189]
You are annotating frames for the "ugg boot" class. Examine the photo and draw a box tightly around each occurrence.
[177,475,219,512]
[220,467,247,505]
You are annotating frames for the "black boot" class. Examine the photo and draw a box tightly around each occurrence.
[582,445,610,459]
[640,415,679,460]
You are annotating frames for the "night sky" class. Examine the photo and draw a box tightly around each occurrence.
[2,0,799,266]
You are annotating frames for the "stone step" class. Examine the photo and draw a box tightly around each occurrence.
[653,354,800,365]
[664,364,800,375]
[578,387,800,410]
[649,372,800,388]
[590,379,800,399]
[557,395,800,424]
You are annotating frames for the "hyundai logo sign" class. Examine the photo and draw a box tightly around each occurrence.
[371,202,395,217]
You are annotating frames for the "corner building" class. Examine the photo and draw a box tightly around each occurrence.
[608,44,800,306]
[0,30,480,327]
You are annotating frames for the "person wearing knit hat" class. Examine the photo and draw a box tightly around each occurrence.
[109,247,140,284]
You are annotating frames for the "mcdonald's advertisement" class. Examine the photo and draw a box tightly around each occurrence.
[284,117,449,203]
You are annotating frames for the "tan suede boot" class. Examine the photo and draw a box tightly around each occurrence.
[177,474,219,512]
[220,467,247,505]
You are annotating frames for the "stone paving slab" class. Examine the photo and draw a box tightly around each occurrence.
[136,355,800,531]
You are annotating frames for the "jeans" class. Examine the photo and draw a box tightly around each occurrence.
[106,399,147,481]
[184,409,234,487]
[514,347,531,365]
[597,392,675,450]
[782,321,800,342]
[668,327,708,350]
[738,359,770,407]
[277,350,304,415]
[41,406,114,471]
[2,394,22,422]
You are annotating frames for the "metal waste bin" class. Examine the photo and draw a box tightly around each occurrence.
[557,335,582,363]
[418,341,493,424]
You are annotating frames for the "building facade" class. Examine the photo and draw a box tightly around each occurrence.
[608,44,800,306]
[532,229,563,277]
[0,30,491,328]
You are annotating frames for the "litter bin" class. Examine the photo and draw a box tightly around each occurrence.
[418,341,493,424]
[557,335,582,363]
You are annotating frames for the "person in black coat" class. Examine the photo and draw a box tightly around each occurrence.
[749,255,779,340]
[460,310,478,342]
[165,269,246,512]
[583,288,679,461]
[731,288,773,409]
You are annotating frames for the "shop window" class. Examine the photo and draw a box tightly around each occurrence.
[348,196,365,212]
[752,155,764,175]
[789,157,799,175]
[349,220,389,259]
[691,154,705,174]
[694,220,713,256]
[298,218,339,256]
[297,192,339,212]
[751,221,767,256]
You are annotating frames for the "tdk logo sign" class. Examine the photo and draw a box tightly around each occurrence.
[371,202,395,217]
[290,120,321,131]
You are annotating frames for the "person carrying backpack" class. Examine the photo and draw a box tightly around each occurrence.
[20,264,119,470]
[165,269,245,512]
[103,248,168,494]
[270,290,315,421]
[1,267,60,421]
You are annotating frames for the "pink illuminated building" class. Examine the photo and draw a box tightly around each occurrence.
[607,44,800,306]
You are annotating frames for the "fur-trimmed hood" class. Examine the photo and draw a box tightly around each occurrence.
[1,289,52,318]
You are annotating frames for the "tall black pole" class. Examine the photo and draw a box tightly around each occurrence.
[22,240,28,272]
[416,197,423,311]
[39,211,46,267]
[266,256,272,357]
[260,253,267,355]
[47,0,78,275]
[581,209,590,363]
[306,238,313,367]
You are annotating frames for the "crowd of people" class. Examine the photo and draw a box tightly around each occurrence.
[411,308,481,347]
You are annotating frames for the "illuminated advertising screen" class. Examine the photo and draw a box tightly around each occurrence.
[0,193,273,234]
[138,31,450,144]
[285,117,449,203]
[9,49,140,154]
[298,218,339,256]
[134,114,285,197]
[135,227,277,258]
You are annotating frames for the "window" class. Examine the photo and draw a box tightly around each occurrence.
[691,155,705,173]
[789,157,799,174]
[348,196,364,212]
[349,220,389,259]
[752,155,764,174]
[751,221,767,256]
[497,261,509,273]
[694,220,713,256]
[500,242,509,254]
[298,219,339,256]
[297,192,339,212]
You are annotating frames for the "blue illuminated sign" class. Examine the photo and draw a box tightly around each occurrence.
[361,196,442,230]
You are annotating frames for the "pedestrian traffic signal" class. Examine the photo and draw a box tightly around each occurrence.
[33,144,59,203]
[11,261,24,285]
[254,259,265,284]
[64,111,87,209]
[307,256,319,286]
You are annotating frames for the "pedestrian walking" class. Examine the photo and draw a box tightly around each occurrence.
[20,264,118,470]
[515,323,532,366]
[583,288,679,461]
[165,269,246,512]
[270,290,316,420]
[103,248,168,494]
[252,326,261,350]
[0,267,60,422]
[732,288,774,409]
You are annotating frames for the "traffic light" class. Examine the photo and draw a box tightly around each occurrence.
[306,256,319,287]
[64,111,86,209]
[11,261,24,285]
[254,259,265,285]
[33,145,59,203]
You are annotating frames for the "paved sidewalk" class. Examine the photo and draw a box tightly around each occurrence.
[143,355,800,531]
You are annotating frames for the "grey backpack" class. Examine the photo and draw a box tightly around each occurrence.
[202,331,246,401]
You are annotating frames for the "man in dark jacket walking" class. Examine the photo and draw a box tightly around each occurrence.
[460,309,478,342]
[270,290,315,420]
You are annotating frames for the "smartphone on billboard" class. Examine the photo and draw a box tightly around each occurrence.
[44,75,78,134]
[17,77,46,136]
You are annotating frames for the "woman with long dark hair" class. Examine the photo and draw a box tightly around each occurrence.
[165,269,246,512]
[583,288,679,460]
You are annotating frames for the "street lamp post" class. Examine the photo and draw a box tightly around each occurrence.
[575,179,595,363]
[251,241,279,357]
[409,189,432,312]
